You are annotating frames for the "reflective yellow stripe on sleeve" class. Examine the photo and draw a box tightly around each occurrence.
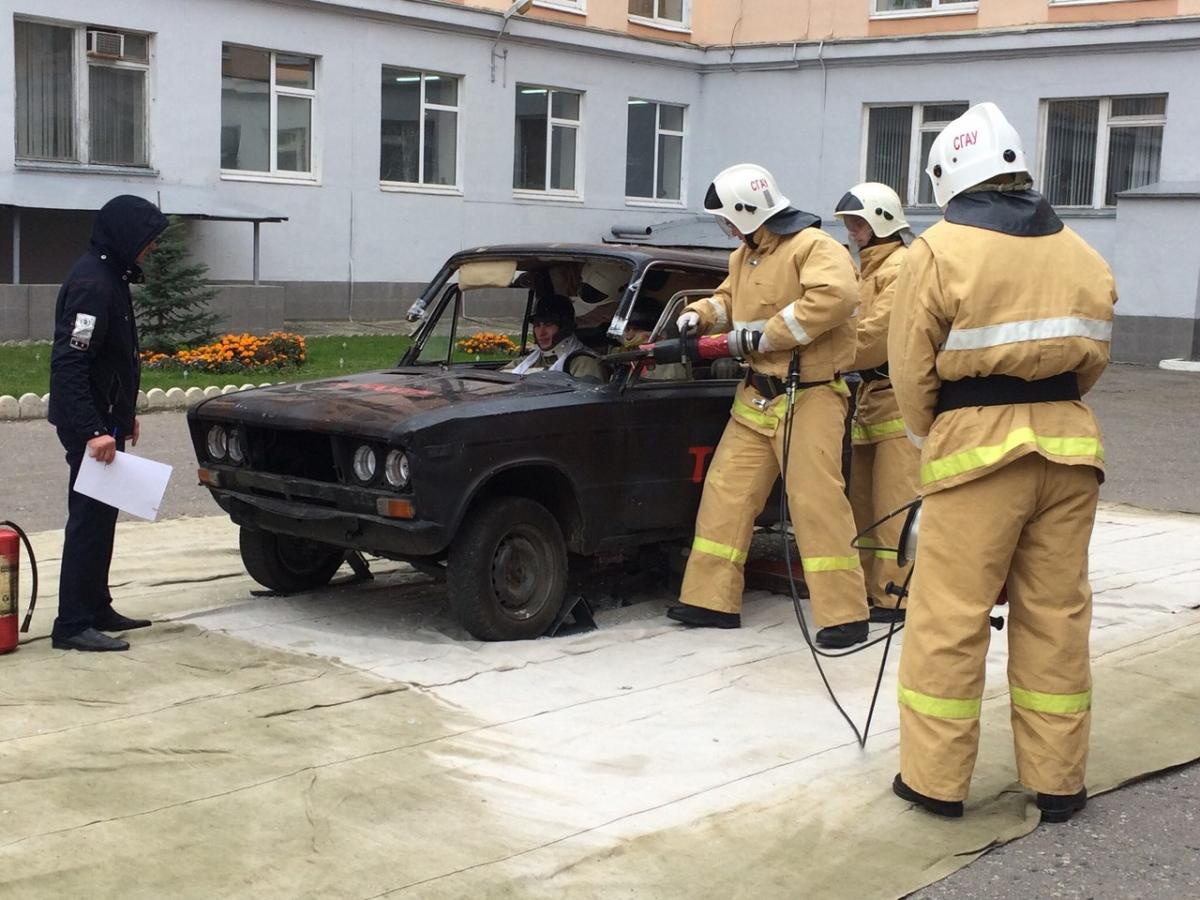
[692,536,749,565]
[921,427,1104,485]
[801,554,862,573]
[1010,685,1092,715]
[851,417,908,442]
[898,684,982,719]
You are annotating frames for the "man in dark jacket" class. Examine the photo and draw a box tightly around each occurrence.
[48,195,168,652]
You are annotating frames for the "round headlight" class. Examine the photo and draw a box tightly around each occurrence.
[352,444,378,483]
[228,428,246,465]
[384,450,410,488]
[206,424,228,461]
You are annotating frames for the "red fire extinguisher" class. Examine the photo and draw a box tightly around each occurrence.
[1,521,38,654]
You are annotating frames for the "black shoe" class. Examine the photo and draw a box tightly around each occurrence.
[52,628,130,652]
[816,619,869,648]
[1037,787,1087,823]
[666,604,741,629]
[892,774,964,818]
[869,605,906,624]
[93,608,153,631]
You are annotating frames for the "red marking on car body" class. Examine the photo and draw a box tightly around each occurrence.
[689,446,715,483]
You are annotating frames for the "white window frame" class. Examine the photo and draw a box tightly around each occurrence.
[870,0,978,19]
[512,85,584,203]
[628,0,691,33]
[379,68,463,196]
[625,99,686,208]
[220,45,319,185]
[1048,0,1146,5]
[859,102,968,207]
[13,16,153,172]
[1037,94,1167,210]
[534,0,586,14]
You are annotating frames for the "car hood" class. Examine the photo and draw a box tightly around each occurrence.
[194,369,577,438]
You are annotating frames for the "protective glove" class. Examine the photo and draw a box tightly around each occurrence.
[755,331,777,354]
[676,311,700,334]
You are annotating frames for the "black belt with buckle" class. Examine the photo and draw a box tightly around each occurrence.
[935,372,1081,416]
[858,363,890,383]
[745,370,831,399]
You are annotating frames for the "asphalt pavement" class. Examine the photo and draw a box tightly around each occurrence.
[1,361,1198,898]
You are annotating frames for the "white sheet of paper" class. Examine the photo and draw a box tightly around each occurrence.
[74,450,173,521]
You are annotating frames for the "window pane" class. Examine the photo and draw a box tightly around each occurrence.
[89,66,147,166]
[660,103,684,131]
[865,106,911,201]
[1105,126,1162,206]
[424,108,458,186]
[1044,99,1098,207]
[922,102,968,124]
[425,75,457,107]
[380,68,421,182]
[14,21,75,161]
[122,33,149,62]
[551,125,577,192]
[276,95,312,172]
[551,91,580,121]
[658,133,682,200]
[658,0,684,21]
[918,130,938,205]
[625,101,656,197]
[514,87,548,190]
[275,54,314,89]
[876,0,934,10]
[1110,95,1166,118]
[221,47,270,170]
[629,0,654,16]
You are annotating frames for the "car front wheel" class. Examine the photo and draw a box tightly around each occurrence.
[447,496,567,641]
[239,527,346,594]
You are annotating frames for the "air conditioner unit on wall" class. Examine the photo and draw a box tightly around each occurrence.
[87,30,125,59]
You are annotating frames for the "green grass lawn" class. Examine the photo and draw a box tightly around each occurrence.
[0,335,416,398]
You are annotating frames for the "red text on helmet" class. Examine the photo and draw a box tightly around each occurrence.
[952,131,979,152]
[748,178,771,192]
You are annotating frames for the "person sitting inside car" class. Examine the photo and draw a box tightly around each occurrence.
[612,302,687,382]
[507,294,605,383]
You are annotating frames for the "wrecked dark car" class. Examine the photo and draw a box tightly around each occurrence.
[189,243,761,641]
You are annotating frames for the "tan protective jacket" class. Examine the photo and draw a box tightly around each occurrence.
[684,224,858,385]
[851,240,908,445]
[888,198,1116,495]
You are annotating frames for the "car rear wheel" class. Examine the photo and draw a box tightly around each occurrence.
[447,497,567,641]
[239,527,346,594]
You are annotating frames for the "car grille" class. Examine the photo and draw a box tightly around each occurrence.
[244,428,339,483]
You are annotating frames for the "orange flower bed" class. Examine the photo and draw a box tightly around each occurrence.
[142,332,307,373]
[457,332,518,356]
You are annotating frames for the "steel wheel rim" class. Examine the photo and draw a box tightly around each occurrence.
[489,525,552,621]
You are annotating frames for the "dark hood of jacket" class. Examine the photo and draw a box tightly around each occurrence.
[763,206,822,236]
[945,190,1063,237]
[89,195,169,275]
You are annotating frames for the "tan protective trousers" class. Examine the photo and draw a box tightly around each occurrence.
[849,436,921,608]
[680,385,868,629]
[898,453,1100,802]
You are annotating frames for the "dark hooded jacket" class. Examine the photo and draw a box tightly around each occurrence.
[49,195,169,442]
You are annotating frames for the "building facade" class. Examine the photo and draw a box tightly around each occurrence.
[2,0,1198,361]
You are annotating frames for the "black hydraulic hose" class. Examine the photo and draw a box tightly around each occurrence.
[2,520,39,633]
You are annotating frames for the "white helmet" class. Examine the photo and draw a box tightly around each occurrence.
[926,102,1030,209]
[703,163,791,237]
[833,182,909,238]
[580,261,628,305]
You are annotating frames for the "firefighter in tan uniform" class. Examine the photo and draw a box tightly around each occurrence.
[887,103,1115,822]
[665,164,870,649]
[833,183,920,624]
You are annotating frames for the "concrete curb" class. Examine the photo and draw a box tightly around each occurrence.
[0,383,275,421]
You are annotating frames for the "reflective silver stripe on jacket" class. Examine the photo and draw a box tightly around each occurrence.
[943,317,1112,351]
[705,297,728,329]
[780,305,813,345]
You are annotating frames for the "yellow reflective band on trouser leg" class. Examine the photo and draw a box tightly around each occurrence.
[851,416,908,442]
[691,536,749,566]
[800,554,862,573]
[732,396,782,430]
[898,684,983,719]
[1010,685,1092,715]
[921,428,1105,485]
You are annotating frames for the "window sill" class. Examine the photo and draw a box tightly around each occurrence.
[869,5,978,20]
[625,197,686,210]
[534,1,586,15]
[220,170,320,187]
[380,182,463,197]
[1048,0,1132,5]
[627,15,691,34]
[512,189,584,204]
[1052,207,1118,218]
[15,160,158,177]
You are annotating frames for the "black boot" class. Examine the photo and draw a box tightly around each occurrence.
[52,628,130,652]
[869,605,906,624]
[816,619,869,648]
[666,604,740,629]
[93,608,153,631]
[1037,787,1087,823]
[892,774,964,818]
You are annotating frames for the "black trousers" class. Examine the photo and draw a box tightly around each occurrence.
[53,428,124,640]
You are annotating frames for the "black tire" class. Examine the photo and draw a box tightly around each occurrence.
[239,527,346,594]
[447,497,567,641]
